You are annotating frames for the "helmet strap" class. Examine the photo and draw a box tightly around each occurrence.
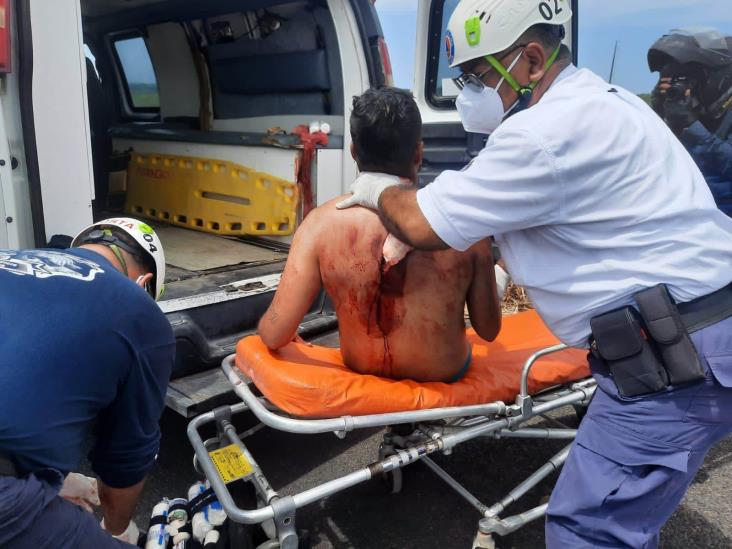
[485,43,562,95]
[108,244,129,277]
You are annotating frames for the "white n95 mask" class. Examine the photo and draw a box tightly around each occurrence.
[456,51,524,134]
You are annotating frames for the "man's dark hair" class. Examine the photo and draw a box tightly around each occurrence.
[350,87,422,177]
[518,24,571,61]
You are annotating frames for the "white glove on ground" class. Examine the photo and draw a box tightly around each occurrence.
[336,172,404,210]
[495,264,510,302]
[58,473,100,513]
[101,518,140,545]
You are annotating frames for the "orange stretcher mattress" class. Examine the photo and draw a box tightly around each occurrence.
[235,310,590,418]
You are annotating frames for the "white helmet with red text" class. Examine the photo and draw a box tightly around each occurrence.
[72,217,165,300]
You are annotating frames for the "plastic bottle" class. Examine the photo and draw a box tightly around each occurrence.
[144,499,170,549]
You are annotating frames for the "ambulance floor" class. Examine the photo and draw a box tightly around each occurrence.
[153,224,286,273]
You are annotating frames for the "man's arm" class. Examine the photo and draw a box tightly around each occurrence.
[466,239,501,342]
[378,186,449,250]
[99,479,145,535]
[682,122,732,180]
[258,215,323,350]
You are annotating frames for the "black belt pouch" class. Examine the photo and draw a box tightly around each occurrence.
[634,285,705,385]
[590,306,669,397]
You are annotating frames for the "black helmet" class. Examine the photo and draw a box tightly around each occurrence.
[648,28,732,72]
[649,28,732,122]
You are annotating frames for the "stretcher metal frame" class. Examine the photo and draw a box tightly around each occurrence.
[187,344,596,549]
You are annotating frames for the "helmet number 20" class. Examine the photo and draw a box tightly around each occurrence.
[539,0,563,21]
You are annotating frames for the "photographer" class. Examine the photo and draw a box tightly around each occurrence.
[649,28,732,217]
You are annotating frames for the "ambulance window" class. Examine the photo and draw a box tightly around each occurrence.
[426,0,461,108]
[113,36,160,110]
[375,3,418,90]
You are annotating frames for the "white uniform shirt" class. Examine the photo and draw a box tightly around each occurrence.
[417,66,732,347]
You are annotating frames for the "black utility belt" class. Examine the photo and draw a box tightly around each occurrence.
[589,283,732,398]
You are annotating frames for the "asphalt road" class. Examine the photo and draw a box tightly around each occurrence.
[112,407,732,549]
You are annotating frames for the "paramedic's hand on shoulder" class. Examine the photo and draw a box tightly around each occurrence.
[336,172,404,211]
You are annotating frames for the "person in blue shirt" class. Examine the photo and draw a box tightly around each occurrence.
[649,28,732,217]
[0,217,174,548]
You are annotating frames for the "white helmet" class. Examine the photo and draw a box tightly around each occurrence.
[445,0,573,68]
[72,217,166,300]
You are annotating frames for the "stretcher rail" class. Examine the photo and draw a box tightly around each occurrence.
[188,343,597,548]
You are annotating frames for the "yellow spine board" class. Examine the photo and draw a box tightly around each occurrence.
[124,153,298,236]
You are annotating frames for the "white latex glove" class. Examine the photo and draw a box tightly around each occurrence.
[336,172,404,210]
[382,233,413,271]
[58,473,100,513]
[101,518,140,545]
[495,264,510,302]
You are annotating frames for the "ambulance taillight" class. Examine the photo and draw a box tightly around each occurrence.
[0,0,10,74]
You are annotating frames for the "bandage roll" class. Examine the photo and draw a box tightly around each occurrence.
[189,481,227,542]
[203,529,221,548]
[145,499,170,549]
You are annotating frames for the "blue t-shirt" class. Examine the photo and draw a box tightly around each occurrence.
[0,248,174,488]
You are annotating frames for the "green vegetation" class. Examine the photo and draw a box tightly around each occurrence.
[129,83,159,108]
[638,93,652,106]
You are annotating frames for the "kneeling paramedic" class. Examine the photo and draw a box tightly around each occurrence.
[337,1,732,547]
[649,27,732,217]
[0,218,175,548]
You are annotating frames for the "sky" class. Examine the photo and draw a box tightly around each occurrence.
[376,0,732,95]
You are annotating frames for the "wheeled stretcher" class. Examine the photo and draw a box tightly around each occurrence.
[187,311,597,548]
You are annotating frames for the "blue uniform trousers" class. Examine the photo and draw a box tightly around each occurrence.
[0,470,134,549]
[546,315,732,548]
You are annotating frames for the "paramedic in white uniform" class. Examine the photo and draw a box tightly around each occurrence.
[338,1,732,547]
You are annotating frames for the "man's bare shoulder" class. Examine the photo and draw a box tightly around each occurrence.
[305,196,384,234]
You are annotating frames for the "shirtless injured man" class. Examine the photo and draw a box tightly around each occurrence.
[258,87,501,383]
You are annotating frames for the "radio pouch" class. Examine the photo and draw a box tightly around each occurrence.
[590,306,669,397]
[634,285,705,385]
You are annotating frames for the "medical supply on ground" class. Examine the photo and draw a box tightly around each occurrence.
[188,481,227,542]
[168,497,193,546]
[337,172,405,211]
[145,499,170,549]
[101,518,140,545]
[58,473,99,513]
[203,529,220,548]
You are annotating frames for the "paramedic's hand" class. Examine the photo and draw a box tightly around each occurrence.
[59,473,100,513]
[336,173,403,211]
[101,518,140,545]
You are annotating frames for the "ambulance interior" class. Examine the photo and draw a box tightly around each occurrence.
[80,0,348,299]
[76,0,368,386]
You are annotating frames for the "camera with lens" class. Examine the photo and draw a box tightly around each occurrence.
[665,76,691,101]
